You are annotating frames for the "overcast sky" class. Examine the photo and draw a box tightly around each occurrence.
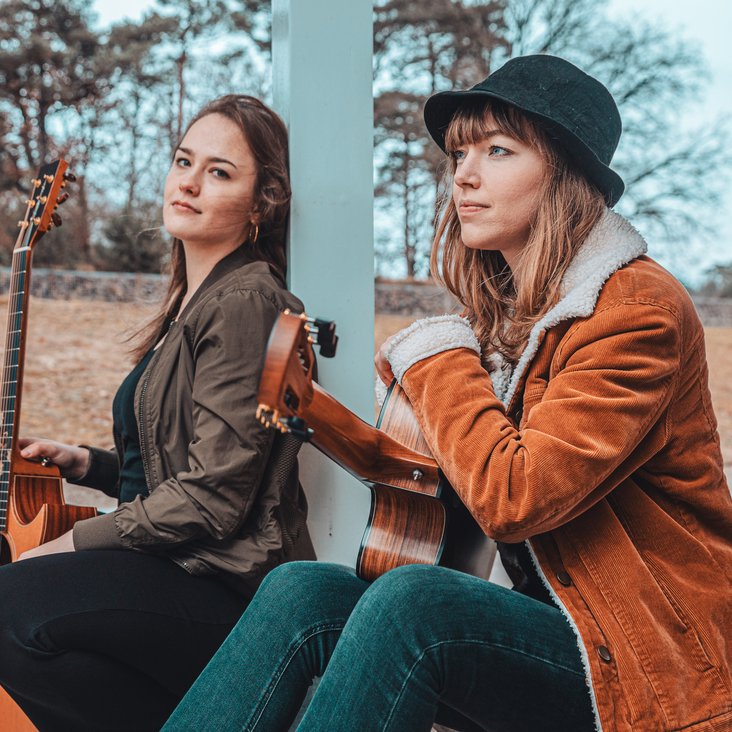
[92,0,732,281]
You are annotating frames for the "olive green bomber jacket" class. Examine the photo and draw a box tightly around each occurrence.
[71,245,315,596]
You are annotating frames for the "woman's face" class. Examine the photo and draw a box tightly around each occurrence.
[163,113,258,250]
[451,113,548,268]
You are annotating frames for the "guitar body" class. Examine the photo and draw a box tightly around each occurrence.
[0,689,36,732]
[356,383,496,582]
[0,457,96,564]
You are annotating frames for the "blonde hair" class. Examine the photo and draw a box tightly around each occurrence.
[430,99,607,365]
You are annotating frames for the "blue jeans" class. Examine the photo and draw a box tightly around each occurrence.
[164,562,595,732]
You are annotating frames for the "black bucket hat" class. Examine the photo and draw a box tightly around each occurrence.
[423,54,625,206]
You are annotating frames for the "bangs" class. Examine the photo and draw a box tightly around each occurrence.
[444,99,548,156]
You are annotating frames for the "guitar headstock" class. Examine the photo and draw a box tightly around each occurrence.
[16,160,75,250]
[256,311,337,439]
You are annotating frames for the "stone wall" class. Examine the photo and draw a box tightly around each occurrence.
[376,280,732,327]
[2,268,731,326]
[0,267,165,303]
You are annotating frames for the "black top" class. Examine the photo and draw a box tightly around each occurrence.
[497,541,555,606]
[112,348,155,504]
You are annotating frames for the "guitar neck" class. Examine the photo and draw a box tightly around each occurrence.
[300,383,441,495]
[2,247,31,445]
[0,245,32,531]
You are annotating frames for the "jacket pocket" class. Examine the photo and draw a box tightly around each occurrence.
[643,554,716,673]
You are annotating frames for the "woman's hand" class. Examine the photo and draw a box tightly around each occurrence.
[375,335,395,386]
[17,438,90,480]
[18,529,75,561]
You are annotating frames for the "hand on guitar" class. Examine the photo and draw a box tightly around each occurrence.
[17,529,75,561]
[18,437,91,480]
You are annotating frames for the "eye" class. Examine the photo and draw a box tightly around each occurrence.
[489,145,510,156]
[449,149,466,162]
[174,156,191,168]
[211,167,230,180]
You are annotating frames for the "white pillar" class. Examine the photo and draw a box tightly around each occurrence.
[272,0,374,565]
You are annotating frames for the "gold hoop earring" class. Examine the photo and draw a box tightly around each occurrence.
[248,222,259,244]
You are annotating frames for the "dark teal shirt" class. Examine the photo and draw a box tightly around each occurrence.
[112,349,155,504]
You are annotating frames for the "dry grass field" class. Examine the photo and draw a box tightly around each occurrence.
[4,299,731,510]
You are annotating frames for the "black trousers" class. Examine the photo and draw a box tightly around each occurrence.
[0,550,249,732]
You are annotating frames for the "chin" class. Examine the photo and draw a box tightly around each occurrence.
[461,237,495,251]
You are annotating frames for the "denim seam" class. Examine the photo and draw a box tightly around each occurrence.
[243,621,345,732]
[382,637,585,731]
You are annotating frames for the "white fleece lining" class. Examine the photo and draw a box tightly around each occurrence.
[491,209,647,409]
[385,314,481,383]
[526,539,603,732]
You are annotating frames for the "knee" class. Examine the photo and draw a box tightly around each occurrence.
[253,562,363,621]
[360,564,439,619]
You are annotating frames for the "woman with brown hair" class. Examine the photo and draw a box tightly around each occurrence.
[0,94,315,731]
[164,56,732,732]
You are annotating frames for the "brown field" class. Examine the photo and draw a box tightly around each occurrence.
[4,299,730,509]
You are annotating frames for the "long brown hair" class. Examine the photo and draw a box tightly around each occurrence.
[431,99,606,365]
[132,94,291,360]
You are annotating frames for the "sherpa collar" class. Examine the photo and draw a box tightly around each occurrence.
[490,209,647,408]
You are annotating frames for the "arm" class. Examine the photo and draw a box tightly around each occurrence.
[73,289,280,551]
[392,304,681,542]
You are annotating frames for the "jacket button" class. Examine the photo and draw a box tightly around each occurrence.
[597,646,612,663]
[556,571,572,586]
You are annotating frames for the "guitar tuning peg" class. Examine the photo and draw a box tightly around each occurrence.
[63,172,77,182]
[51,212,63,228]
[57,192,70,205]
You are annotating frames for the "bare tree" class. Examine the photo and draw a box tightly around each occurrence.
[374,0,731,278]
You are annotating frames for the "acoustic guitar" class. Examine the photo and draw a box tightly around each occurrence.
[257,311,496,582]
[0,161,97,731]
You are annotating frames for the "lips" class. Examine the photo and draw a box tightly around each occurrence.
[171,200,201,214]
[458,201,488,214]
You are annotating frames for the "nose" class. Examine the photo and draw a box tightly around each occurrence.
[453,149,480,189]
[178,170,200,197]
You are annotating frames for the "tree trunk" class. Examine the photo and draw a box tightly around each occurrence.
[176,49,187,141]
[76,174,91,259]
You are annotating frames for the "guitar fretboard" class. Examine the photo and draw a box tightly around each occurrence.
[0,247,31,531]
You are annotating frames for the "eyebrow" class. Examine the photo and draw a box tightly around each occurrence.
[177,146,238,169]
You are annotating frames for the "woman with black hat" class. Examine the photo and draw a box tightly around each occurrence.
[163,56,732,732]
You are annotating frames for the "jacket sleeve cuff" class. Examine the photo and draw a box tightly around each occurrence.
[73,512,126,551]
[385,315,481,383]
[69,446,120,497]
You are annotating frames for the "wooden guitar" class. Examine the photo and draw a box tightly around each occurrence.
[257,311,495,582]
[0,160,97,564]
[0,161,99,732]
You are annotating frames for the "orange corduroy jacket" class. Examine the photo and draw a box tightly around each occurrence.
[386,211,732,731]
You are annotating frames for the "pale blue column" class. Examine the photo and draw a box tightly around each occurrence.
[273,0,374,565]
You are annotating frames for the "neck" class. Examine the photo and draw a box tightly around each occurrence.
[179,239,240,311]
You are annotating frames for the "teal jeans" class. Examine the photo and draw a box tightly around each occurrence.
[164,562,595,732]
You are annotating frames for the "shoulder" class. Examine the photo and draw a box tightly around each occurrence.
[595,255,699,329]
[182,262,303,347]
[190,261,303,324]
[207,260,303,313]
